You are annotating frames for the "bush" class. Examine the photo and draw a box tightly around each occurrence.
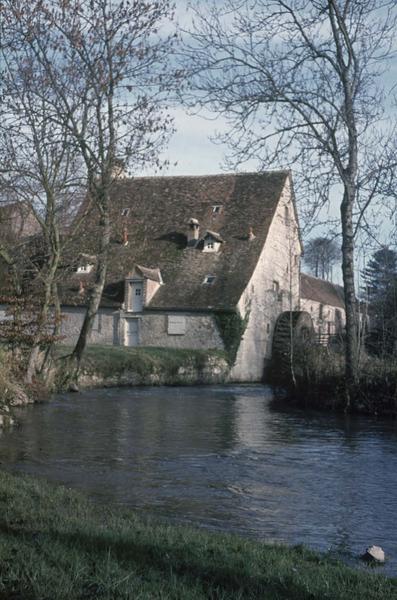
[0,348,18,403]
[283,343,397,415]
[215,311,248,364]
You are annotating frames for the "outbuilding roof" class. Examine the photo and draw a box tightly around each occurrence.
[300,272,345,309]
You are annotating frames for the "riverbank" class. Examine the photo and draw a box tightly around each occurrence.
[0,349,34,427]
[0,346,230,425]
[0,470,395,600]
[57,345,230,389]
[271,347,397,416]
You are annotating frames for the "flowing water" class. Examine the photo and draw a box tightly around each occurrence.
[1,385,396,574]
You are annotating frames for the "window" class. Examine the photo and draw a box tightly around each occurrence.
[319,304,324,320]
[203,275,216,285]
[272,280,279,292]
[266,323,270,333]
[203,236,221,253]
[212,205,222,214]
[168,315,186,335]
[92,313,102,333]
[127,281,144,312]
[77,264,93,274]
[284,206,289,223]
[121,208,130,217]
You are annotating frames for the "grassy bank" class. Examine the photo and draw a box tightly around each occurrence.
[0,349,32,425]
[271,345,397,416]
[0,471,395,600]
[55,345,229,389]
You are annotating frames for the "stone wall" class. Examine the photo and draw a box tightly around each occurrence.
[59,306,224,352]
[59,306,120,345]
[300,298,346,338]
[123,312,224,350]
[77,353,229,389]
[230,178,301,382]
[0,304,7,321]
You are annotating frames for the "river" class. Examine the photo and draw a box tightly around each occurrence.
[0,384,396,574]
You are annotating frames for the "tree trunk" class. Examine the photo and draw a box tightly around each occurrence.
[71,193,111,367]
[40,282,62,382]
[340,182,359,405]
[25,250,60,384]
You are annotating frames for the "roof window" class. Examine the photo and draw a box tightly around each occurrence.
[202,230,224,253]
[203,275,216,285]
[76,264,94,274]
[121,208,130,217]
[212,205,222,214]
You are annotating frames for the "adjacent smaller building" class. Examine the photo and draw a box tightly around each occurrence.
[300,272,345,340]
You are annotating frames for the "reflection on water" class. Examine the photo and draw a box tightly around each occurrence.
[0,385,396,574]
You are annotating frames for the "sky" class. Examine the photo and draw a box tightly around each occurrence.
[152,1,397,178]
[142,0,396,275]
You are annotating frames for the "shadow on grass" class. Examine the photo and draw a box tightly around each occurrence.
[2,524,333,600]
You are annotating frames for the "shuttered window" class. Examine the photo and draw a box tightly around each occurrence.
[168,315,186,335]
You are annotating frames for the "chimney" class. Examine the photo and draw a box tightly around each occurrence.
[122,226,129,246]
[187,218,200,247]
[111,158,127,179]
[248,226,256,241]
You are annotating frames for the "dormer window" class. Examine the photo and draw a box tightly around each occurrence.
[212,205,222,214]
[76,264,94,274]
[202,230,224,253]
[203,275,216,285]
[121,208,130,217]
[127,279,144,312]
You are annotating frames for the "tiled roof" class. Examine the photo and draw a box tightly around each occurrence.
[2,172,291,311]
[204,230,224,243]
[300,272,345,309]
[89,172,290,310]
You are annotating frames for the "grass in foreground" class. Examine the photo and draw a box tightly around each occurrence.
[0,472,395,599]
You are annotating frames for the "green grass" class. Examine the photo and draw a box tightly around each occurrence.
[56,345,228,382]
[0,471,395,599]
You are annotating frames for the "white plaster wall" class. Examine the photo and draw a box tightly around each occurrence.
[230,178,301,382]
[301,298,345,338]
[145,279,161,305]
[59,307,120,345]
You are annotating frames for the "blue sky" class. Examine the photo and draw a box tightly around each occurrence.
[143,0,396,271]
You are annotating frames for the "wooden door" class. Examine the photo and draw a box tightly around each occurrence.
[126,318,139,346]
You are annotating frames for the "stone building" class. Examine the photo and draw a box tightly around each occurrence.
[300,272,345,340]
[58,171,302,381]
[0,201,40,240]
[0,174,355,381]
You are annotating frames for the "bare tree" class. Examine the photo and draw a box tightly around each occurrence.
[0,24,91,383]
[2,0,177,377]
[304,236,342,281]
[182,0,397,397]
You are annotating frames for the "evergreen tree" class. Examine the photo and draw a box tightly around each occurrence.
[362,248,397,354]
